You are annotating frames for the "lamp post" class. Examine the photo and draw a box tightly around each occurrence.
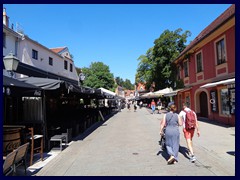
[3,52,20,78]
[79,72,85,86]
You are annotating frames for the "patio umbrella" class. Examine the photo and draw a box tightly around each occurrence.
[140,92,159,98]
[153,87,173,96]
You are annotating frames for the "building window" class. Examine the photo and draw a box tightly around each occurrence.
[216,38,226,65]
[70,63,73,72]
[196,52,203,73]
[49,57,53,66]
[183,61,189,77]
[32,49,38,60]
[178,94,182,110]
[3,32,6,48]
[64,60,68,70]
[229,88,235,114]
[185,95,190,108]
[219,88,230,115]
[177,65,181,80]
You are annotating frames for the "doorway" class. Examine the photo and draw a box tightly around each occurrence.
[199,91,208,117]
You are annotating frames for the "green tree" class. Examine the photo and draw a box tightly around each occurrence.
[136,28,191,90]
[115,76,124,87]
[135,47,154,89]
[81,62,115,90]
[115,76,134,90]
[123,79,134,90]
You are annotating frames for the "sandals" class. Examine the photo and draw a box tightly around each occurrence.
[167,155,175,164]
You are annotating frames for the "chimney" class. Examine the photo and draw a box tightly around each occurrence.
[3,7,9,27]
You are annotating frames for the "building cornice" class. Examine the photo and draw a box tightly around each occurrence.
[3,24,23,38]
[174,5,235,64]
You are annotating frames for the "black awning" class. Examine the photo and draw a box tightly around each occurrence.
[17,62,79,85]
[17,77,109,99]
[3,75,42,97]
[18,77,83,94]
[18,77,64,90]
[4,75,40,89]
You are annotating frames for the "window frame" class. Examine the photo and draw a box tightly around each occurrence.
[32,49,38,60]
[215,36,227,65]
[49,57,53,66]
[177,65,181,80]
[64,60,68,70]
[218,87,230,116]
[185,92,191,108]
[196,51,203,73]
[183,60,189,77]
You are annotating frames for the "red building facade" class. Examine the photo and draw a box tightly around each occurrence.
[173,5,235,126]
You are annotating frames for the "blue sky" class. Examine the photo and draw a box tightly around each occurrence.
[3,4,232,83]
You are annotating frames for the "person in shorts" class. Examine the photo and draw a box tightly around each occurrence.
[179,103,200,162]
[157,99,162,114]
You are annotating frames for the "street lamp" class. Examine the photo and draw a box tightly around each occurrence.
[3,52,20,77]
[79,72,85,85]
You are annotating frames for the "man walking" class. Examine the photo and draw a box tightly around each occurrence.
[179,103,200,162]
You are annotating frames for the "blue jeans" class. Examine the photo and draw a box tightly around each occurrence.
[151,106,155,113]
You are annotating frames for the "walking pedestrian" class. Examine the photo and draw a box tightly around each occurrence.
[179,103,200,162]
[118,100,122,112]
[167,100,174,111]
[127,101,131,111]
[139,101,143,109]
[133,101,137,112]
[157,99,162,114]
[151,99,156,114]
[160,104,182,164]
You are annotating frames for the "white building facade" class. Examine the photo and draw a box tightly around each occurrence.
[3,7,79,82]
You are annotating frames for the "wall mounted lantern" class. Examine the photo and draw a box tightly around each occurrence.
[3,52,20,72]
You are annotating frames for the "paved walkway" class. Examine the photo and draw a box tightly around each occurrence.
[31,107,234,176]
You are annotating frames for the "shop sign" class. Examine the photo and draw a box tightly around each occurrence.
[210,90,218,112]
[34,90,41,96]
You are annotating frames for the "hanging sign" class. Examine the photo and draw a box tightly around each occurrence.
[210,90,218,112]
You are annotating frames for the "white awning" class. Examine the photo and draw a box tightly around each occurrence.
[163,89,183,97]
[154,87,173,96]
[200,78,235,88]
[141,92,158,98]
[98,87,116,97]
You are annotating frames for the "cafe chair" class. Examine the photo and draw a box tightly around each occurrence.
[13,142,29,175]
[3,150,18,176]
[62,128,72,144]
[27,127,43,166]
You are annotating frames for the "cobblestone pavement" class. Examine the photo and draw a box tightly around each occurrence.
[33,107,235,176]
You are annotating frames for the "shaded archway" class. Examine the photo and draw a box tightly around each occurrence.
[199,91,208,117]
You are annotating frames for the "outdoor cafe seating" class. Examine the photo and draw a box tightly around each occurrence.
[26,127,43,166]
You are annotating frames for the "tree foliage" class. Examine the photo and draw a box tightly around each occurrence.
[135,47,154,89]
[115,77,124,87]
[79,62,115,90]
[135,28,191,91]
[115,76,134,90]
